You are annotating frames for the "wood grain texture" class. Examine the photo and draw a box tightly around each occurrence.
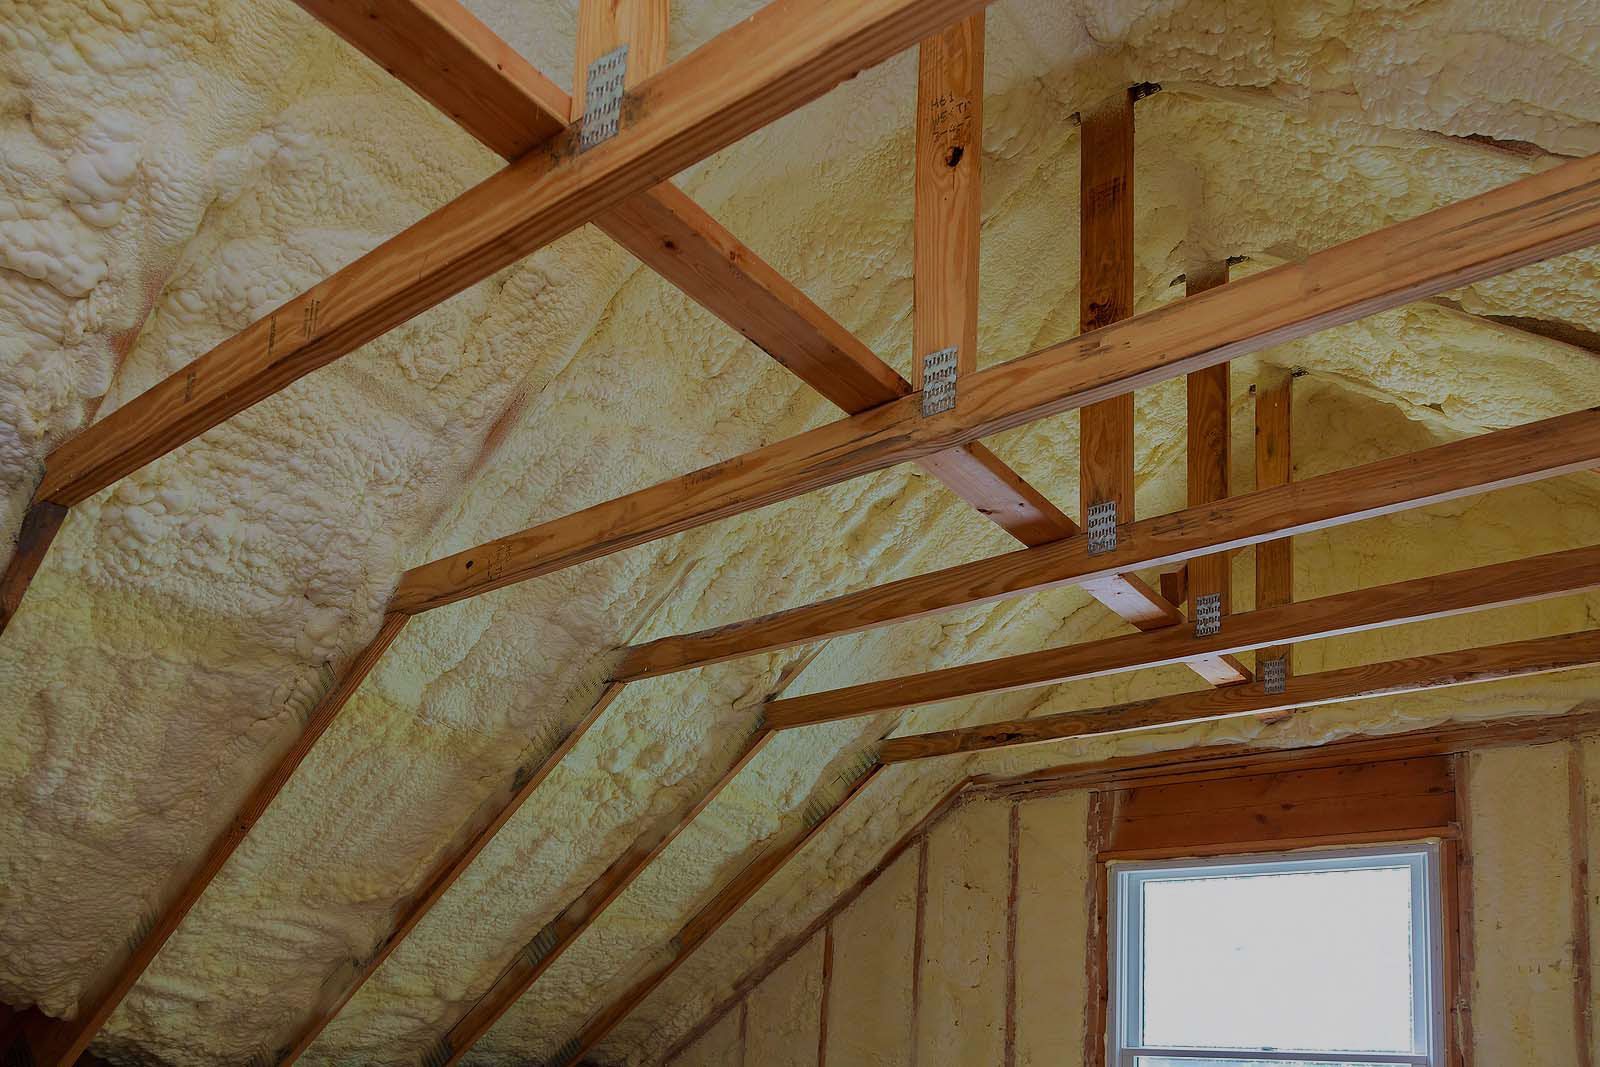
[0,501,67,636]
[913,14,983,382]
[1077,93,1136,526]
[551,765,886,1066]
[1102,757,1456,854]
[1185,264,1231,616]
[614,408,1600,680]
[881,628,1600,760]
[1255,364,1294,669]
[764,543,1600,727]
[275,680,628,1064]
[14,613,411,1067]
[35,0,996,512]
[295,0,569,156]
[573,0,669,106]
[392,155,1600,613]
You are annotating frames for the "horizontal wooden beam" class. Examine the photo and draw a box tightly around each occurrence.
[0,0,997,634]
[614,408,1600,680]
[389,156,1600,614]
[12,613,411,1067]
[763,543,1600,728]
[881,629,1600,761]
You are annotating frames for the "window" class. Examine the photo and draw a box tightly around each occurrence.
[1108,844,1444,1067]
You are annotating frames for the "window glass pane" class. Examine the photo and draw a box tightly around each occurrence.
[1140,864,1417,1053]
[1135,1059,1405,1067]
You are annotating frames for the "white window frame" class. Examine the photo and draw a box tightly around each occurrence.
[1107,842,1446,1067]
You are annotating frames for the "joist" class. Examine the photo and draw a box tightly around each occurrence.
[0,0,1000,634]
[9,613,411,1067]
[1184,263,1233,621]
[548,761,885,1067]
[389,155,1600,613]
[761,543,1600,728]
[880,629,1600,761]
[613,408,1600,679]
[1254,365,1295,673]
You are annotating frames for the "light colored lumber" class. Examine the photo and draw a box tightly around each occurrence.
[1255,364,1295,670]
[29,0,998,514]
[613,408,1600,680]
[913,14,984,383]
[294,0,569,156]
[1076,92,1136,525]
[12,613,411,1067]
[391,156,1600,614]
[1184,263,1232,616]
[763,543,1600,728]
[881,629,1600,761]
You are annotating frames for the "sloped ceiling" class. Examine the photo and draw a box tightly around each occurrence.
[2,0,1600,1063]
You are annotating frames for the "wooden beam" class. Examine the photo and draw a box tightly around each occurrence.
[11,613,411,1067]
[613,408,1600,680]
[549,761,885,1067]
[1077,92,1136,529]
[0,0,999,634]
[1255,364,1295,673]
[389,156,1600,614]
[881,629,1600,761]
[762,543,1600,728]
[1184,263,1232,618]
[293,0,570,156]
[274,680,627,1064]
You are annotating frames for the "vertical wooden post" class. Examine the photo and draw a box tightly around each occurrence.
[572,0,669,112]
[1254,365,1294,671]
[1078,92,1136,526]
[1185,263,1232,620]
[913,13,984,385]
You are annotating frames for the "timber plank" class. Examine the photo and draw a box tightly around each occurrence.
[614,408,1600,680]
[763,544,1600,727]
[392,156,1600,613]
[1255,365,1295,670]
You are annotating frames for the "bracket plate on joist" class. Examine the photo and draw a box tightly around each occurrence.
[581,44,629,152]
[920,347,959,416]
[1193,592,1222,638]
[1261,656,1287,694]
[1086,500,1118,555]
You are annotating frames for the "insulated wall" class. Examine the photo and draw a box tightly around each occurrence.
[665,735,1600,1066]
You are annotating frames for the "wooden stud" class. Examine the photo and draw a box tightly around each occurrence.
[1573,743,1595,1067]
[1255,364,1295,671]
[390,158,1600,614]
[1185,263,1232,618]
[1083,791,1112,1066]
[879,628,1600,762]
[11,613,411,1067]
[1003,800,1020,1067]
[614,407,1600,680]
[818,923,834,1067]
[1077,92,1136,528]
[1452,752,1478,1064]
[763,544,1600,728]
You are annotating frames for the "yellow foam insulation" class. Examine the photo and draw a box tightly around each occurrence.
[1,0,1599,1063]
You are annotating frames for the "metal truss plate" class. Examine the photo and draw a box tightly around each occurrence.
[1086,499,1118,555]
[580,44,629,152]
[1193,592,1222,638]
[921,346,959,416]
[1261,656,1287,694]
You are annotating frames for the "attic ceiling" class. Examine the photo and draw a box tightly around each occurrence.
[2,0,1600,1064]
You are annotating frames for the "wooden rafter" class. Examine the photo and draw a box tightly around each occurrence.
[1184,263,1233,621]
[0,0,999,634]
[880,629,1600,761]
[761,543,1600,728]
[8,614,412,1067]
[614,408,1600,680]
[389,156,1600,613]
